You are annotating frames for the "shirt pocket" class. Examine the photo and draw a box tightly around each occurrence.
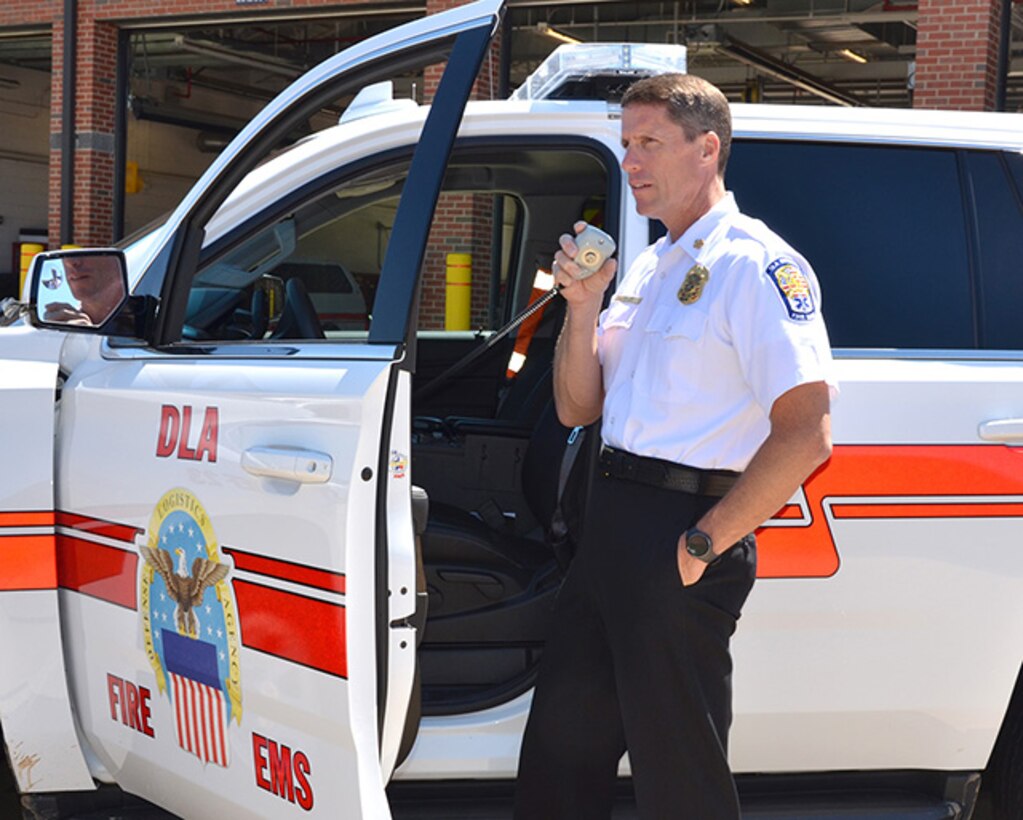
[636,302,708,403]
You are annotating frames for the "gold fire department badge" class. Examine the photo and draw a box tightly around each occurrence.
[678,264,710,305]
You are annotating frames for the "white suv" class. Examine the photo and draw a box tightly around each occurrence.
[3,2,1023,817]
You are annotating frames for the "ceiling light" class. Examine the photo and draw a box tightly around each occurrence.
[732,0,754,6]
[837,48,868,64]
[536,23,582,46]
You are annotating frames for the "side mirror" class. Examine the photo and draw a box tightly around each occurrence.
[29,249,129,331]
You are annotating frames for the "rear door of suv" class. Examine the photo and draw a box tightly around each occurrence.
[725,136,1023,774]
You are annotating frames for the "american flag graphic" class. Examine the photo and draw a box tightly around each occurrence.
[163,629,230,767]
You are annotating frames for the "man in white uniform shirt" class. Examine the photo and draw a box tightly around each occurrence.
[514,75,835,818]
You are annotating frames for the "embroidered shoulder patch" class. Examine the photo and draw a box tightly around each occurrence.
[766,258,816,322]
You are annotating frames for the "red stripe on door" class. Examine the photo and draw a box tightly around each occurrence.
[56,511,143,544]
[233,579,347,678]
[222,545,345,595]
[57,535,138,609]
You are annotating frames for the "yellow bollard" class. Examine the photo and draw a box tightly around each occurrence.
[18,243,45,298]
[445,252,472,331]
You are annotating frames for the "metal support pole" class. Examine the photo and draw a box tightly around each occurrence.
[995,0,1012,111]
[60,0,77,245]
[113,28,129,242]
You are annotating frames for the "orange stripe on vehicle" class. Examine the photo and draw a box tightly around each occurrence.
[0,511,55,528]
[756,444,1023,580]
[832,501,1023,519]
[0,534,58,590]
[771,504,805,520]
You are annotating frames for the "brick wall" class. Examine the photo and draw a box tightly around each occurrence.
[419,193,495,330]
[54,17,118,245]
[913,0,1004,110]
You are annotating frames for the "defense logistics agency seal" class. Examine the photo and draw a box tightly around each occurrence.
[140,488,242,767]
[766,258,816,321]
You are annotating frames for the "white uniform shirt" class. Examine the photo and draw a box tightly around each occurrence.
[597,192,836,472]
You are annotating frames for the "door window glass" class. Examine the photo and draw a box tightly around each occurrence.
[187,160,412,342]
[188,145,608,344]
[727,141,974,349]
[966,151,1023,349]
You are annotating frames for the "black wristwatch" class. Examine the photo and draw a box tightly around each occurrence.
[684,527,716,564]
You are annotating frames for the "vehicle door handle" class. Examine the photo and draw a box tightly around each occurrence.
[241,446,333,483]
[978,419,1023,443]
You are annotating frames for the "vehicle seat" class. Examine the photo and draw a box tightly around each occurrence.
[419,400,577,619]
[249,287,269,339]
[271,277,325,340]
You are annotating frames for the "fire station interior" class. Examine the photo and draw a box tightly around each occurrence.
[2,0,1023,299]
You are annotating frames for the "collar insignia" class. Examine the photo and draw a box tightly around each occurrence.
[678,265,710,305]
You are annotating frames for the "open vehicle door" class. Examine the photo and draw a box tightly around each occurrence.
[41,1,503,817]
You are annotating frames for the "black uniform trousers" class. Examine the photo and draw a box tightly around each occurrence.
[514,467,757,819]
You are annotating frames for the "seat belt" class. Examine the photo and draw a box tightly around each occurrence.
[549,424,586,569]
[413,280,562,404]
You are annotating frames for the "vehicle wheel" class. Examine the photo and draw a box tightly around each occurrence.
[985,666,1023,817]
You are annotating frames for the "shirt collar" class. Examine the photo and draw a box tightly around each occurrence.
[655,191,739,262]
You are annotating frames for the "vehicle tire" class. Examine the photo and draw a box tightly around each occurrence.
[985,665,1023,817]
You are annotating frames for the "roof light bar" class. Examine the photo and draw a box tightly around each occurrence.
[511,43,688,101]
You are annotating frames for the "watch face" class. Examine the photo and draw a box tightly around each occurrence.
[686,532,712,558]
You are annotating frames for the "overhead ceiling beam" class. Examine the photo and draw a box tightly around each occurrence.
[506,0,916,27]
[121,5,424,32]
[717,35,869,107]
[174,35,303,78]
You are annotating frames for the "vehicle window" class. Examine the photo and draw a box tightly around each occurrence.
[727,141,974,349]
[418,192,521,332]
[186,161,407,342]
[965,151,1023,349]
[1007,151,1023,199]
[188,145,609,345]
[187,175,523,342]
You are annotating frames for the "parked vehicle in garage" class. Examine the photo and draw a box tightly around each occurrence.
[3,0,1023,816]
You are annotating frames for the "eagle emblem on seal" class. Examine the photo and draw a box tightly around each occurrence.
[140,544,229,638]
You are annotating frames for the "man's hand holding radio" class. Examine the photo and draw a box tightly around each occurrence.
[553,221,617,308]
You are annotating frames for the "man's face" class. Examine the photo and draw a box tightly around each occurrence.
[620,103,715,233]
[64,256,116,302]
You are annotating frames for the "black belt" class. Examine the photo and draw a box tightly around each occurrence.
[599,446,740,497]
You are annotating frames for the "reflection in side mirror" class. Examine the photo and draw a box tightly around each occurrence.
[30,249,129,330]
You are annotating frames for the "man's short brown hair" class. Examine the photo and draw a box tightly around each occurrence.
[620,73,732,176]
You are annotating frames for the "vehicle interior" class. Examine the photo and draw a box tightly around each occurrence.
[186,138,618,715]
